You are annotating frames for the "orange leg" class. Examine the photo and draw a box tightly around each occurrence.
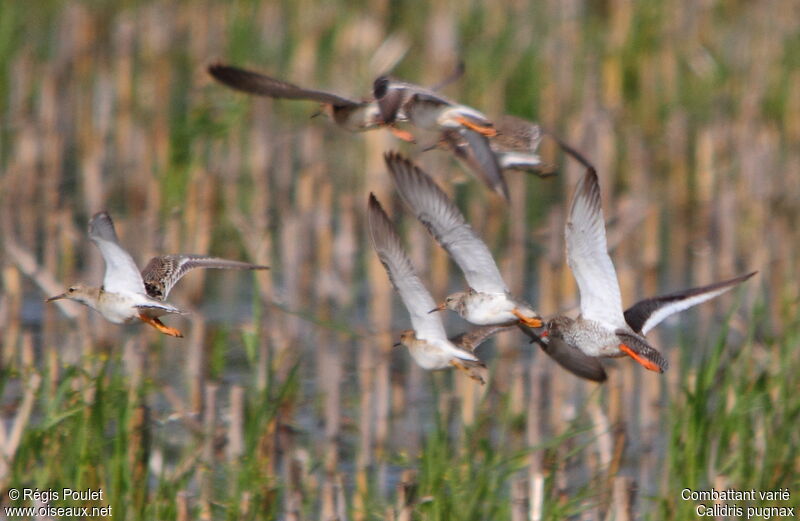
[454,116,497,137]
[450,360,485,385]
[139,314,183,338]
[389,126,416,143]
[619,344,663,373]
[512,309,543,328]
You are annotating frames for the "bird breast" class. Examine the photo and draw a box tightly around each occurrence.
[406,339,455,370]
[96,292,142,324]
[460,292,518,325]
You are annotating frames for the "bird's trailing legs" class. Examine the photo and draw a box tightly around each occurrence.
[454,116,496,137]
[450,360,486,385]
[139,314,184,338]
[511,309,543,328]
[619,344,664,373]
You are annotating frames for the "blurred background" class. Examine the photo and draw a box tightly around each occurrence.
[0,0,797,519]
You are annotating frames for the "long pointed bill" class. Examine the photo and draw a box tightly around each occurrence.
[428,303,446,314]
[45,293,68,303]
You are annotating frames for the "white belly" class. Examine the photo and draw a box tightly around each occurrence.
[460,293,527,325]
[408,344,454,370]
[339,105,382,132]
[96,293,140,324]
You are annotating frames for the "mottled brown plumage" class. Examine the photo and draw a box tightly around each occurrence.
[141,255,269,301]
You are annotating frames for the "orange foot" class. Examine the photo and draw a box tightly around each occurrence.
[619,344,663,373]
[450,360,485,385]
[512,309,543,328]
[139,314,184,338]
[455,116,497,137]
[389,126,416,143]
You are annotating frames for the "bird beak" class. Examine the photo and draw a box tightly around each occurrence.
[393,342,402,348]
[428,303,446,314]
[45,293,67,303]
[421,142,439,153]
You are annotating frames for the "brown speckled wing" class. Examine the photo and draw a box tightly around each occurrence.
[450,324,515,352]
[141,254,268,301]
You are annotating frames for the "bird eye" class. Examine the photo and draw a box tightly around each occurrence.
[68,287,76,293]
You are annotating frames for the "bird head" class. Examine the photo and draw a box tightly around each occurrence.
[46,284,98,308]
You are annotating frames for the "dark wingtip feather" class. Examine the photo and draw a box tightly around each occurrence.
[207,63,238,83]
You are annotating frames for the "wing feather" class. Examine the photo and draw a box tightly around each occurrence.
[459,129,509,200]
[367,194,448,341]
[566,168,626,329]
[625,271,756,335]
[141,255,268,301]
[208,64,361,107]
[518,324,608,382]
[450,324,514,352]
[384,152,508,294]
[88,212,146,296]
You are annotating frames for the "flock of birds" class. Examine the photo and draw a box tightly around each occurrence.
[46,61,756,384]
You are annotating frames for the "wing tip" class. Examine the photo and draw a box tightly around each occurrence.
[88,210,117,240]
[569,162,602,222]
[384,151,449,208]
[367,192,386,222]
[207,62,241,83]
[366,193,397,252]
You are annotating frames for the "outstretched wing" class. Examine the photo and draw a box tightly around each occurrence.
[208,64,362,107]
[566,167,626,329]
[625,271,756,335]
[141,254,268,301]
[518,324,608,382]
[459,129,508,200]
[88,212,146,296]
[367,194,448,342]
[450,323,515,352]
[384,152,508,295]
